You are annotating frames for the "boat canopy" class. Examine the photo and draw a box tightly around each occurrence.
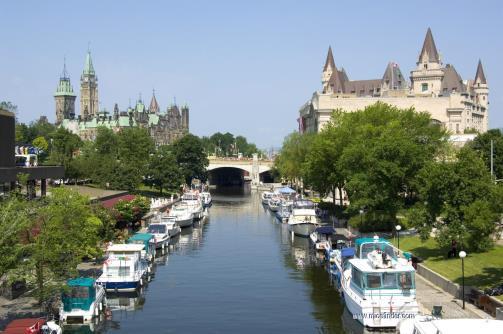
[107,244,144,252]
[355,237,388,247]
[67,277,95,287]
[315,226,335,235]
[293,200,315,209]
[128,233,154,243]
[278,186,296,194]
[341,247,356,258]
[63,278,96,312]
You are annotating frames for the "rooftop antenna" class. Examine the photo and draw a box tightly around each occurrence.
[87,41,91,53]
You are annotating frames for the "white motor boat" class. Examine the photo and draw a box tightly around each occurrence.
[182,192,204,220]
[261,191,273,205]
[147,222,170,249]
[168,202,194,228]
[397,317,503,334]
[200,191,212,208]
[160,213,182,237]
[309,226,335,251]
[268,196,281,212]
[60,277,106,324]
[97,244,148,292]
[288,207,320,237]
[336,237,418,329]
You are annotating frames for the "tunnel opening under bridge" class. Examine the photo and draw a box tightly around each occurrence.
[208,167,250,188]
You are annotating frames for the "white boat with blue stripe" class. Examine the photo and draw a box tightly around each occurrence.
[97,244,148,292]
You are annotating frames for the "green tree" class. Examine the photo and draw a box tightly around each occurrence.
[274,132,314,184]
[172,134,209,184]
[337,103,446,224]
[0,195,32,278]
[24,188,101,304]
[304,115,346,206]
[468,129,503,180]
[148,146,184,195]
[412,147,501,252]
[32,136,49,152]
[47,127,82,178]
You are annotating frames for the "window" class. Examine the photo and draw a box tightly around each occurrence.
[398,272,414,289]
[366,273,382,289]
[383,272,398,289]
[359,90,365,96]
[424,64,428,69]
[422,83,428,92]
[456,124,459,134]
[352,268,363,289]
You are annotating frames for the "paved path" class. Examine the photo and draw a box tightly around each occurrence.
[416,274,489,319]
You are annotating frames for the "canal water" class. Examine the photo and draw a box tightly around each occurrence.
[68,189,365,333]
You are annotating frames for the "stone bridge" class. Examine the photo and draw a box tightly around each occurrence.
[207,155,274,186]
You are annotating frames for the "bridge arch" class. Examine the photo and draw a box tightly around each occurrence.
[207,166,250,187]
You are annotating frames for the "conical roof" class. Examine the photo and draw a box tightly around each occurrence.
[323,46,336,71]
[149,90,160,113]
[418,28,440,63]
[474,60,487,85]
[83,51,95,75]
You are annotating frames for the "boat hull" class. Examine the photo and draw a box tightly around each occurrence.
[288,223,317,237]
[177,217,194,228]
[100,281,141,292]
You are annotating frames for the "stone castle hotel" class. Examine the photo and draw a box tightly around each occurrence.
[299,28,489,135]
[54,51,189,145]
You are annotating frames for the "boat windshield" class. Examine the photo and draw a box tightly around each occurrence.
[359,242,396,259]
[296,215,316,222]
[294,201,315,209]
[148,224,167,234]
[352,267,415,290]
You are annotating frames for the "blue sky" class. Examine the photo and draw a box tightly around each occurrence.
[1,0,502,148]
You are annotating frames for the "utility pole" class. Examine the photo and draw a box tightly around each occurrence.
[491,139,494,181]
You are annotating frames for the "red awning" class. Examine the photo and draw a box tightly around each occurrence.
[101,194,136,209]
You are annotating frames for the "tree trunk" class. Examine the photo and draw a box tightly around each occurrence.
[332,185,337,207]
[338,186,344,207]
[36,261,44,305]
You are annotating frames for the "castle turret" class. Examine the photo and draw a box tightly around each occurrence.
[473,60,489,109]
[80,50,99,120]
[54,60,76,124]
[410,28,444,96]
[181,104,189,131]
[322,46,336,92]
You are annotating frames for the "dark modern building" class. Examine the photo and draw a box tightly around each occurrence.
[0,108,64,198]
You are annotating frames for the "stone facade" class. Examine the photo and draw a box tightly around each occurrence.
[299,28,489,135]
[55,52,189,145]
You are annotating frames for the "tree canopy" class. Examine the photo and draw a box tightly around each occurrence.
[172,134,209,184]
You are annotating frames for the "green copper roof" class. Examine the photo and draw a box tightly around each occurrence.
[83,51,95,75]
[54,77,76,96]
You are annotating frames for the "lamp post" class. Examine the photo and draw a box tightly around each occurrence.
[396,225,402,250]
[459,251,467,309]
[359,209,364,227]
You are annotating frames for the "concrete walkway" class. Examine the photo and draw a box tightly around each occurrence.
[416,274,490,319]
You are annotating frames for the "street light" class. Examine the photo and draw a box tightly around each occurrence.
[396,225,402,250]
[359,209,364,227]
[459,250,467,309]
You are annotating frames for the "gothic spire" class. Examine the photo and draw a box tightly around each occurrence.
[61,57,69,79]
[323,46,336,71]
[418,28,440,63]
[149,89,160,114]
[83,50,95,75]
[474,59,487,85]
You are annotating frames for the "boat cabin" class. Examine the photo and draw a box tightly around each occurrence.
[147,224,167,235]
[62,278,96,313]
[127,233,156,261]
[349,258,415,295]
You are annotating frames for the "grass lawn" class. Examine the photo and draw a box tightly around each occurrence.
[135,184,177,198]
[391,236,503,299]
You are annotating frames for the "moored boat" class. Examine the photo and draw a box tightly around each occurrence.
[268,196,281,212]
[288,201,320,237]
[60,277,106,324]
[147,223,170,250]
[336,237,419,328]
[275,200,292,223]
[397,317,503,334]
[168,202,194,228]
[200,191,212,208]
[127,233,156,263]
[3,318,62,334]
[160,213,182,237]
[310,226,335,252]
[261,191,273,205]
[97,244,148,292]
[182,192,204,220]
